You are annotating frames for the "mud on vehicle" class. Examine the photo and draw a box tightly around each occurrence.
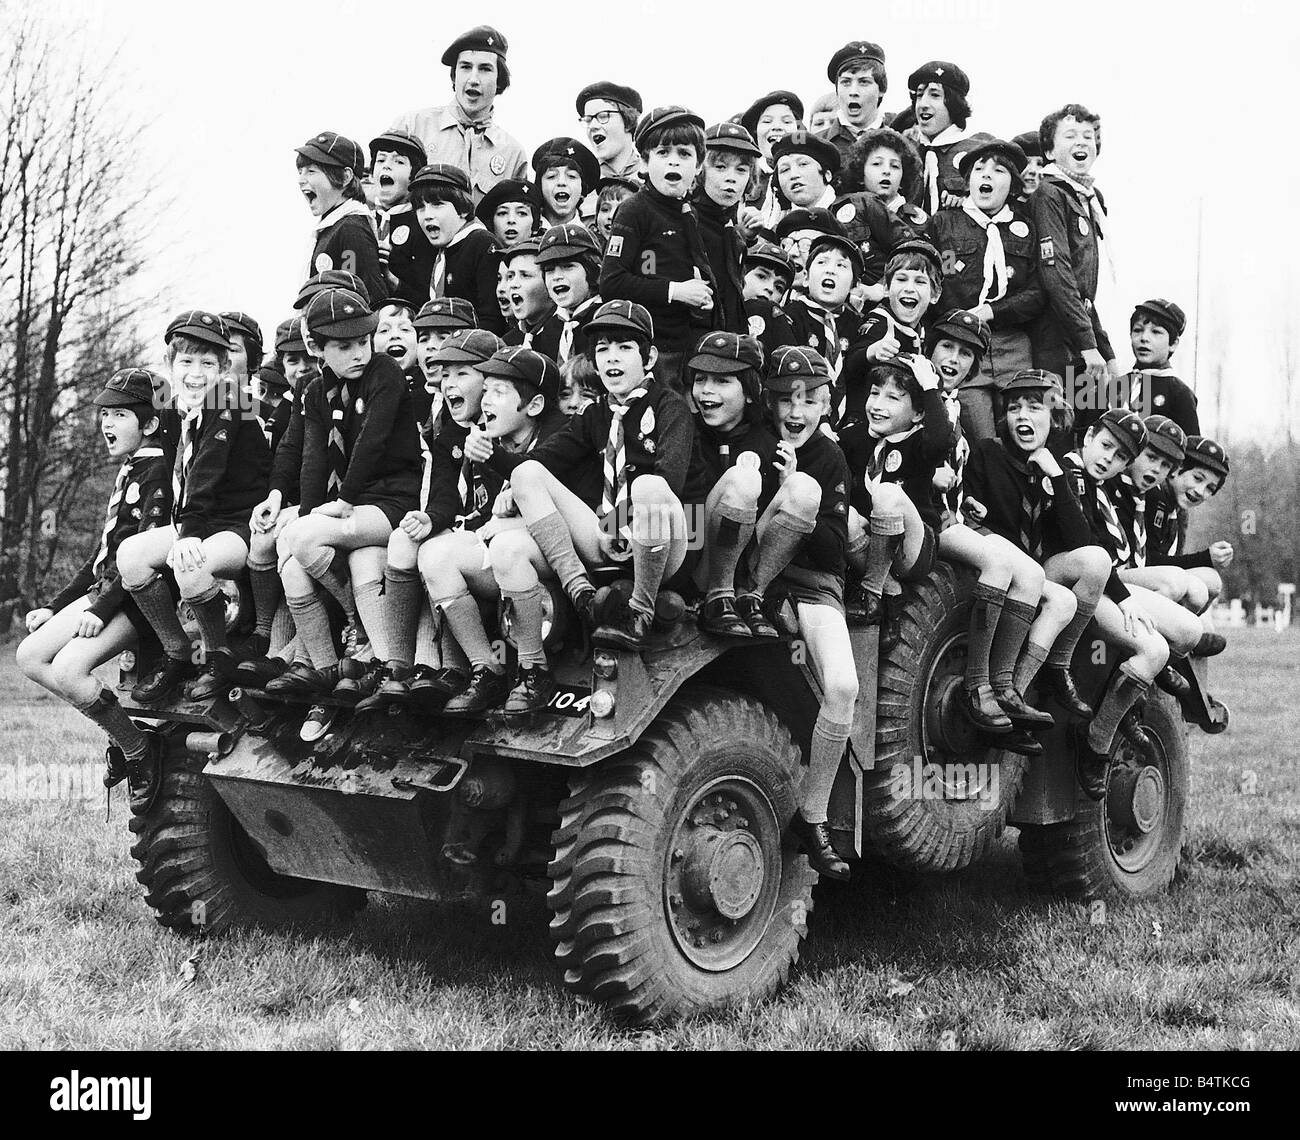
[118,562,1225,1025]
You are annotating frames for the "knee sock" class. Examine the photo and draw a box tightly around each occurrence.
[845,531,869,577]
[505,584,549,668]
[526,511,590,601]
[750,510,816,594]
[74,689,149,760]
[301,549,355,618]
[127,574,190,659]
[801,712,853,823]
[965,582,1006,693]
[352,578,387,661]
[188,581,229,656]
[383,565,423,668]
[269,602,295,659]
[286,591,339,669]
[440,618,470,675]
[862,512,905,600]
[248,561,282,639]
[1012,641,1052,694]
[435,592,499,672]
[990,597,1037,692]
[629,520,672,618]
[1088,664,1149,753]
[1047,595,1098,668]
[414,603,439,667]
[704,502,757,603]
[292,639,312,666]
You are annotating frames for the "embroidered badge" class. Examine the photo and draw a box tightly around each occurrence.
[1078,216,1090,236]
[315,252,333,272]
[1009,220,1029,238]
[640,407,655,435]
[835,202,856,224]
[392,225,410,246]
[607,236,623,257]
[1039,237,1055,261]
[644,438,655,454]
[885,451,902,473]
[490,155,506,176]
[1154,394,1166,407]
[1007,266,1016,278]
[748,315,766,337]
[125,483,141,505]
[1154,509,1166,528]
[452,446,462,459]
[150,505,163,517]
[953,259,965,273]
[332,409,344,421]
[834,481,846,494]
[807,335,818,347]
[214,429,228,441]
[131,507,141,519]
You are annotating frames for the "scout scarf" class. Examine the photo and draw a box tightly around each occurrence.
[431,218,489,297]
[556,295,601,363]
[863,421,922,493]
[1007,449,1047,559]
[961,198,1014,305]
[452,101,493,136]
[1116,473,1147,567]
[600,388,649,528]
[325,379,352,496]
[1040,162,1116,284]
[94,447,164,575]
[1066,449,1129,564]
[918,124,967,215]
[172,406,203,516]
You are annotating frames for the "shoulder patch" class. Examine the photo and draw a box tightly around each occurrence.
[1039,237,1055,262]
[315,252,334,273]
[125,482,141,505]
[606,236,624,257]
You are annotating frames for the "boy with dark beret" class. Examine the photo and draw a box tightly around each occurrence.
[817,40,891,185]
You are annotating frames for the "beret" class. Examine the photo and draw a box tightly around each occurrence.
[576,81,643,116]
[908,61,971,98]
[530,137,600,195]
[771,129,841,176]
[958,138,1028,180]
[774,207,845,241]
[1011,130,1043,159]
[739,91,805,143]
[474,178,541,227]
[441,25,508,67]
[827,40,886,83]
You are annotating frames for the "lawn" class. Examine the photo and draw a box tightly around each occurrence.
[0,627,1297,1050]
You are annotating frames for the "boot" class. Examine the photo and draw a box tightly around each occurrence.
[356,663,409,712]
[698,596,752,638]
[996,686,1055,729]
[103,744,128,790]
[1041,665,1094,719]
[189,648,237,700]
[1192,631,1227,657]
[734,592,780,639]
[1154,664,1192,701]
[126,731,165,815]
[234,655,289,688]
[332,658,383,706]
[442,665,509,714]
[131,654,196,703]
[963,684,1013,733]
[408,665,468,711]
[845,579,881,627]
[265,661,339,696]
[595,607,655,652]
[789,813,850,881]
[503,664,559,717]
[1073,722,1111,802]
[1001,729,1044,757]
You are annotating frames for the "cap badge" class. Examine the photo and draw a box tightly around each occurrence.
[202,315,213,324]
[714,337,726,347]
[486,35,495,45]
[343,305,354,314]
[935,67,945,76]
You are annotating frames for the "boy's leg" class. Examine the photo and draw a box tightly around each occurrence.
[378,528,425,671]
[938,524,1013,730]
[15,595,97,694]
[347,544,389,660]
[789,601,855,880]
[1041,545,1112,718]
[509,460,607,606]
[246,506,297,651]
[1119,564,1190,603]
[1013,580,1077,695]
[1124,584,1204,658]
[118,525,197,700]
[428,531,509,713]
[697,465,761,637]
[176,530,249,655]
[747,474,820,594]
[277,556,339,675]
[957,385,997,443]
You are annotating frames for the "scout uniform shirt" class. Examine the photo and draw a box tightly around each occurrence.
[1143,482,1212,570]
[960,438,1091,559]
[785,294,859,425]
[830,192,914,288]
[389,104,529,204]
[838,386,955,531]
[309,199,386,313]
[44,446,171,620]
[837,305,925,429]
[172,385,271,540]
[782,429,851,578]
[910,127,991,215]
[1121,367,1200,437]
[599,186,718,354]
[1060,450,1134,602]
[689,417,782,515]
[268,378,315,507]
[432,219,507,335]
[504,304,564,361]
[378,201,438,309]
[926,203,1043,333]
[745,297,798,362]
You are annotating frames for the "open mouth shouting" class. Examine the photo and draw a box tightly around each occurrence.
[301,186,320,214]
[385,342,407,359]
[589,127,607,150]
[1012,420,1040,448]
[378,174,394,190]
[936,361,962,385]
[875,174,895,195]
[780,414,815,444]
[895,293,921,317]
[502,224,520,244]
[508,292,526,317]
[845,99,862,119]
[550,280,571,303]
[551,189,573,210]
[917,107,934,127]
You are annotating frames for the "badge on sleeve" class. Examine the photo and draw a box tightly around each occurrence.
[1010,220,1029,238]
[332,408,344,421]
[644,438,655,454]
[885,450,902,473]
[606,236,623,257]
[490,155,506,176]
[392,225,410,246]
[1039,237,1055,262]
[835,202,856,224]
[125,482,141,505]
[315,252,334,272]
[640,407,655,436]
[1078,216,1090,236]
[214,429,228,441]
[1154,509,1166,529]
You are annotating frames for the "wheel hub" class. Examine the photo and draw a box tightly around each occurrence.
[1108,764,1165,835]
[927,672,980,755]
[681,829,765,920]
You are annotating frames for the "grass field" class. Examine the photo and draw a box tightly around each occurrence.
[1,627,1297,1050]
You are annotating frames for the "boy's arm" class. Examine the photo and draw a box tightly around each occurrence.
[644,394,695,494]
[45,556,97,615]
[918,387,957,462]
[329,219,386,315]
[489,407,598,480]
[1031,186,1100,357]
[270,396,306,502]
[423,431,462,530]
[1047,470,1093,552]
[598,198,674,310]
[176,411,237,540]
[338,365,405,505]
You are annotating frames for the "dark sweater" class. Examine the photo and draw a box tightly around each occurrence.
[173,385,271,539]
[441,224,507,334]
[310,207,386,311]
[691,189,746,335]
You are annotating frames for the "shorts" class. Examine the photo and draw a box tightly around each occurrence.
[360,476,421,528]
[775,564,845,614]
[894,521,937,583]
[205,513,252,547]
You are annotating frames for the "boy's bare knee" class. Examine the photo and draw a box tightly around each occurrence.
[715,464,762,506]
[784,472,822,517]
[823,673,859,710]
[631,474,672,504]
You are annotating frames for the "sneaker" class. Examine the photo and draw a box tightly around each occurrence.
[698,595,752,637]
[503,664,558,717]
[442,665,509,714]
[126,731,165,815]
[300,704,339,743]
[341,618,361,657]
[189,648,237,700]
[789,813,850,881]
[734,592,780,639]
[130,654,196,703]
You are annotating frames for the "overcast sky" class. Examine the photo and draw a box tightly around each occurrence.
[49,0,1300,442]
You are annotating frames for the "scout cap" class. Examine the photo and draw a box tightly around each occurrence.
[165,310,231,350]
[774,206,844,242]
[1001,368,1065,404]
[704,122,761,158]
[1132,298,1187,338]
[1011,130,1043,159]
[296,132,366,173]
[595,175,641,196]
[474,178,541,227]
[958,138,1028,180]
[499,237,542,266]
[220,311,264,358]
[94,367,162,409]
[765,345,832,393]
[634,106,706,148]
[908,61,971,98]
[576,81,643,117]
[275,317,307,354]
[409,164,473,198]
[1182,435,1230,479]
[740,91,805,141]
[478,345,560,405]
[930,309,992,357]
[744,239,795,279]
[369,128,428,171]
[892,236,943,277]
[535,222,603,265]
[770,129,841,176]
[256,363,290,394]
[1096,408,1149,459]
[807,232,864,280]
[295,270,369,310]
[413,297,479,331]
[303,288,380,340]
[376,296,418,316]
[828,40,886,83]
[429,328,504,365]
[689,332,764,376]
[585,299,654,343]
[1141,415,1187,464]
[442,25,508,66]
[531,137,600,195]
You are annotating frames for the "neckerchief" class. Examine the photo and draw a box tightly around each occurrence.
[961,198,1014,305]
[863,422,922,493]
[520,304,559,350]
[431,218,489,298]
[837,108,887,134]
[918,124,967,215]
[557,294,601,363]
[325,378,352,496]
[1041,162,1115,284]
[452,101,493,136]
[1067,449,1129,563]
[1117,472,1148,567]
[314,197,375,235]
[172,406,202,516]
[1007,448,1046,558]
[600,387,649,529]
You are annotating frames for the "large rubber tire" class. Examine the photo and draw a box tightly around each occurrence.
[547,688,816,1026]
[1017,692,1189,901]
[863,563,1029,872]
[128,757,366,933]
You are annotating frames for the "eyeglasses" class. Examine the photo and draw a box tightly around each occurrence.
[580,110,619,127]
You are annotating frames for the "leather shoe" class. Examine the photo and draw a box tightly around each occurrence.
[442,665,509,714]
[963,684,1013,733]
[234,655,289,687]
[126,731,165,815]
[1041,665,1094,719]
[789,813,850,881]
[333,658,382,706]
[131,654,196,703]
[266,661,339,696]
[1154,664,1192,700]
[1001,729,1044,756]
[104,744,127,790]
[410,666,469,710]
[503,664,558,717]
[595,606,655,652]
[699,595,752,637]
[845,579,882,627]
[189,648,237,700]
[1192,631,1227,657]
[996,686,1055,728]
[735,592,780,639]
[1073,722,1111,801]
[356,662,408,712]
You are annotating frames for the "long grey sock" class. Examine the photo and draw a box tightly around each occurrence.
[269,602,295,658]
[990,596,1036,692]
[414,603,439,667]
[1012,641,1052,693]
[965,582,1006,692]
[302,550,356,618]
[286,592,339,669]
[74,689,149,760]
[384,565,423,667]
[629,524,672,618]
[127,574,190,658]
[862,512,905,599]
[1047,595,1099,668]
[802,713,852,823]
[526,511,590,600]
[189,582,229,655]
[1088,664,1149,753]
[505,584,549,668]
[440,619,470,675]
[750,510,816,593]
[248,563,282,639]
[435,592,498,670]
[704,502,757,603]
[352,577,386,660]
[845,530,869,576]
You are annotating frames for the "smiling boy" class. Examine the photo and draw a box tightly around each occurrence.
[907,61,989,215]
[474,178,540,249]
[739,90,805,231]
